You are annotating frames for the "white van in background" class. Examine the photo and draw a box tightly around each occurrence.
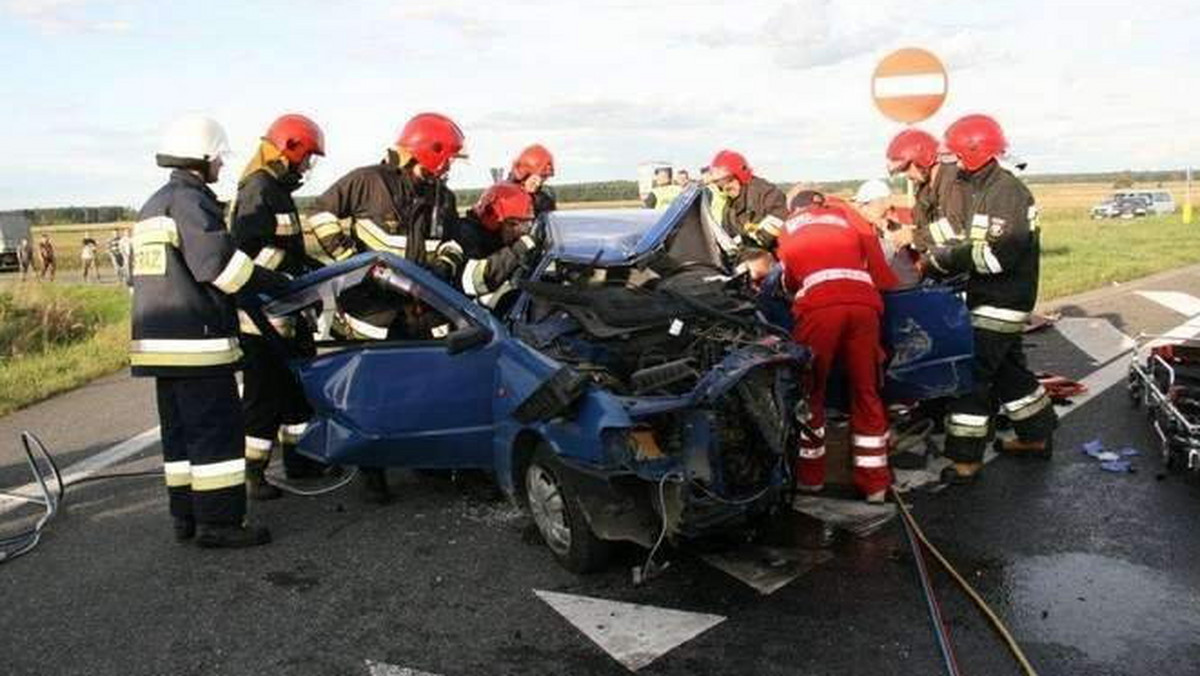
[1115,190,1176,215]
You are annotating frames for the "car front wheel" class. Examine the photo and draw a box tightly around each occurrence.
[524,447,611,574]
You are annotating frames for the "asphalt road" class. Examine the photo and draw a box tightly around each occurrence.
[4,265,1200,676]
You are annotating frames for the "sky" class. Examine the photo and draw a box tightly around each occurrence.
[0,0,1197,209]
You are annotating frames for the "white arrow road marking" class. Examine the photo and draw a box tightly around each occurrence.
[0,426,161,517]
[363,660,441,676]
[1053,317,1137,365]
[1137,291,1200,317]
[702,545,833,595]
[533,590,725,672]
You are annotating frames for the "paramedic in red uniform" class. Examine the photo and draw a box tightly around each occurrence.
[777,191,899,503]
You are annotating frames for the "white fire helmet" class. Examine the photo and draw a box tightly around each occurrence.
[157,114,231,165]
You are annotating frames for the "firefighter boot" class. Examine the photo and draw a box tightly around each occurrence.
[361,467,393,505]
[195,523,272,549]
[173,516,196,542]
[246,460,282,501]
[994,436,1053,460]
[940,461,984,486]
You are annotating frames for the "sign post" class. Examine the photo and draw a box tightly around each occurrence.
[1185,166,1193,225]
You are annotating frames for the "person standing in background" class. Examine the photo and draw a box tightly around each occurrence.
[108,228,127,284]
[17,238,34,281]
[119,228,134,288]
[81,232,100,282]
[37,233,55,281]
[643,167,682,210]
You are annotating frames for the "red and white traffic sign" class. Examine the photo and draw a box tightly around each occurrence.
[871,48,948,124]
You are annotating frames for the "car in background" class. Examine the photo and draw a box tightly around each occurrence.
[1115,190,1176,215]
[1091,198,1121,219]
[0,212,33,272]
[246,187,976,573]
[1092,195,1151,219]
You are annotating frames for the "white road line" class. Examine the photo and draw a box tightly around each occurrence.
[363,661,441,676]
[1054,317,1137,365]
[1137,291,1200,317]
[0,426,160,517]
[1055,356,1134,419]
[534,590,725,672]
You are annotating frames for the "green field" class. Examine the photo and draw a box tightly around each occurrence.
[0,282,130,416]
[1037,209,1198,300]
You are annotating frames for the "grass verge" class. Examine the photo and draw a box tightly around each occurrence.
[1038,210,1200,301]
[0,282,130,416]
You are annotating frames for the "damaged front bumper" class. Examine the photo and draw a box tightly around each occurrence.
[562,340,806,548]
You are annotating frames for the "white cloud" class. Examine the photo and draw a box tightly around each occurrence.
[3,0,133,34]
[391,5,499,40]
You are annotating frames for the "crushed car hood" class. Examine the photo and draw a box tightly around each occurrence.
[544,185,702,267]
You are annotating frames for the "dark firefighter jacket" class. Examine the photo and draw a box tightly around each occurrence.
[307,149,459,269]
[912,161,970,251]
[929,160,1042,334]
[721,176,788,252]
[231,165,321,337]
[442,212,540,309]
[130,170,282,377]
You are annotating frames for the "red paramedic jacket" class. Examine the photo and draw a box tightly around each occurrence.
[777,197,898,319]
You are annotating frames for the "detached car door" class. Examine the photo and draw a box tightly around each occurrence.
[254,255,504,469]
[881,285,974,401]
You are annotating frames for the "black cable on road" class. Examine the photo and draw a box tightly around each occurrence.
[898,490,964,676]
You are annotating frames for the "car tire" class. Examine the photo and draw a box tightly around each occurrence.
[524,445,611,574]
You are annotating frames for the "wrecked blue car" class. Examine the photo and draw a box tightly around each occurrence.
[249,185,972,573]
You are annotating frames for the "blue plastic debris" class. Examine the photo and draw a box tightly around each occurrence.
[1100,460,1135,473]
[1081,439,1106,458]
[1079,439,1140,474]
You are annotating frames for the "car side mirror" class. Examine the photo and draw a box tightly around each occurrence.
[446,324,493,355]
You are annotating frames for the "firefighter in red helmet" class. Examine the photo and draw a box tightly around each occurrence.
[777,190,899,502]
[507,144,557,216]
[886,128,968,250]
[231,113,333,501]
[306,112,467,503]
[922,114,1057,484]
[439,183,542,312]
[707,149,788,264]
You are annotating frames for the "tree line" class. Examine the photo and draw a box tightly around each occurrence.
[8,206,137,226]
[12,170,1194,223]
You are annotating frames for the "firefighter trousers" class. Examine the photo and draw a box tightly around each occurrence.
[793,304,892,496]
[944,327,1058,463]
[240,335,316,473]
[157,375,246,525]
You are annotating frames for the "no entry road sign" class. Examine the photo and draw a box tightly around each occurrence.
[872,48,948,124]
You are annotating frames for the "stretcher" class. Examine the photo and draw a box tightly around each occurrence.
[1128,338,1200,472]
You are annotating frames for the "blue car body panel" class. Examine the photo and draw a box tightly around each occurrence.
[544,185,700,266]
[882,285,975,400]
